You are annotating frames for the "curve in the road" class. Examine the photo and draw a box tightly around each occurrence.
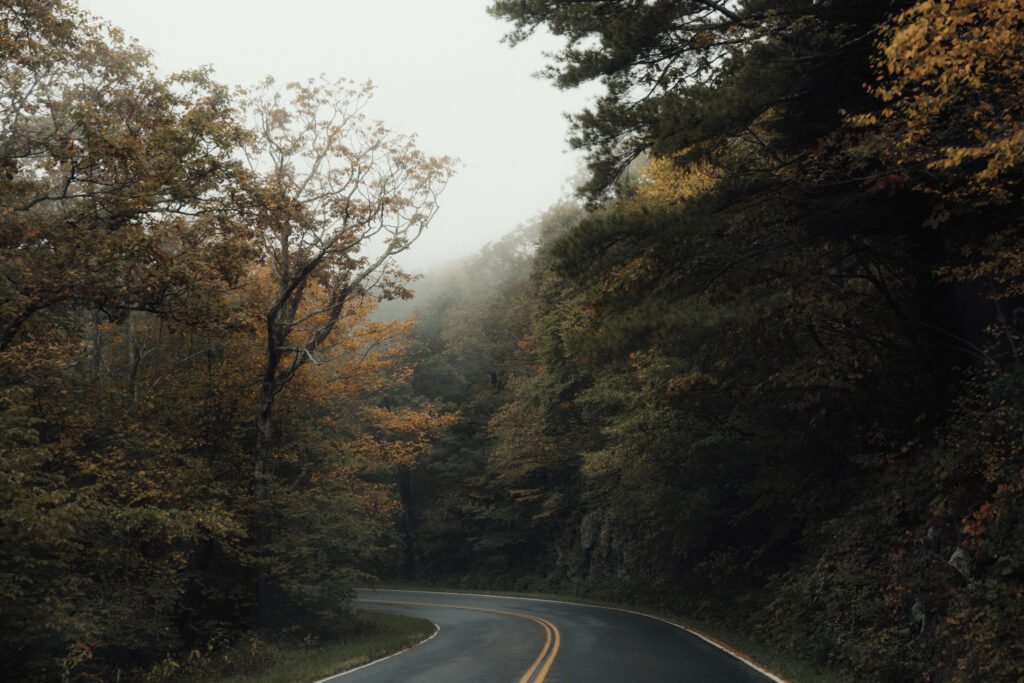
[333,588,785,682]
[361,598,559,683]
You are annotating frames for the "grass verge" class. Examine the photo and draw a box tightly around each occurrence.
[181,611,435,683]
[365,584,853,683]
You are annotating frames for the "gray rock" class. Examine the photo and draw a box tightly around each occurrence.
[911,598,927,635]
[580,512,600,551]
[948,547,971,578]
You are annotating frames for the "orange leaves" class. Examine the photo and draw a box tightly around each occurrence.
[961,502,996,540]
[263,286,455,521]
[349,406,457,469]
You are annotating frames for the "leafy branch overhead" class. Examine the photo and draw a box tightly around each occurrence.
[490,0,897,199]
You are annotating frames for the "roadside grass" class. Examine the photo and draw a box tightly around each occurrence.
[178,611,435,683]
[365,583,854,683]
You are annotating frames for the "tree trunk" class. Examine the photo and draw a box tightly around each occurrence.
[126,311,140,405]
[252,314,283,628]
[396,466,421,578]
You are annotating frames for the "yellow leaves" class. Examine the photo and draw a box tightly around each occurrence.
[847,112,878,128]
[635,150,718,206]
[856,0,1024,203]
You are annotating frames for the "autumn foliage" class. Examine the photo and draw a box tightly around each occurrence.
[0,2,452,679]
[4,0,1024,680]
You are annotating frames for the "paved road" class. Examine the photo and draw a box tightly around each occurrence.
[320,588,781,682]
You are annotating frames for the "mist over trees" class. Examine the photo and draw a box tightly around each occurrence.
[3,0,1024,681]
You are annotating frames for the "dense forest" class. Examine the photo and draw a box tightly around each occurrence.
[387,1,1024,680]
[1,1,454,679]
[3,0,1024,681]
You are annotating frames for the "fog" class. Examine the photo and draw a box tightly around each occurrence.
[77,0,600,273]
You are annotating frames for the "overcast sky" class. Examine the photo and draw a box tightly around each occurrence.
[76,0,597,272]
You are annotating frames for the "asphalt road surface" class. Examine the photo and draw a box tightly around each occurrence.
[319,588,781,683]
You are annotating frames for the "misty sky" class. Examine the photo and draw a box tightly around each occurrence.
[76,0,598,272]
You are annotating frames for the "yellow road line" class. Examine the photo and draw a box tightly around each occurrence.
[516,615,551,683]
[532,615,559,682]
[360,599,560,682]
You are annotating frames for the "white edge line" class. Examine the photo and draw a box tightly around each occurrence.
[357,588,787,683]
[311,622,441,683]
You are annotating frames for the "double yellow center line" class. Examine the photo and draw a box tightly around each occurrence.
[359,599,560,683]
[514,609,559,683]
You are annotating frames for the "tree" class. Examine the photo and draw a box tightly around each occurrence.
[236,270,456,635]
[241,75,453,498]
[0,3,458,676]
[0,4,257,676]
[240,76,454,619]
[0,1,253,356]
[489,0,898,197]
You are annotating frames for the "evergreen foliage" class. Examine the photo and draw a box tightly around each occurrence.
[387,1,1024,679]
